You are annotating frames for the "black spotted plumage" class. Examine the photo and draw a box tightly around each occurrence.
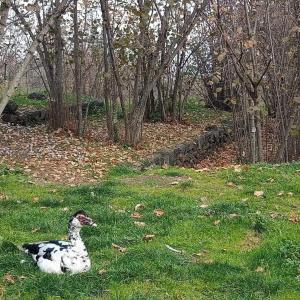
[21,211,97,274]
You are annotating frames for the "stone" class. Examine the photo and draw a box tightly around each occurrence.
[1,113,19,124]
[27,92,47,100]
[141,122,233,168]
[3,101,18,114]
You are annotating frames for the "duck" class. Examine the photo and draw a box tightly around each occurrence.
[22,210,97,274]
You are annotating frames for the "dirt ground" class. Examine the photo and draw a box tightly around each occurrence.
[0,118,232,184]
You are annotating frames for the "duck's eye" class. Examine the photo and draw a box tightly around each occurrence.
[77,215,90,225]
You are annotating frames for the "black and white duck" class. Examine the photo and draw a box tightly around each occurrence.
[22,210,97,274]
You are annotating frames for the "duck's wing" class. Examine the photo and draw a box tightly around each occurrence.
[22,240,70,262]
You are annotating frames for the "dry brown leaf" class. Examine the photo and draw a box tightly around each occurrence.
[134,221,146,227]
[134,204,145,211]
[199,204,209,208]
[227,182,236,188]
[154,209,165,217]
[31,227,40,233]
[214,220,221,225]
[254,191,264,197]
[229,213,239,219]
[234,165,242,173]
[112,243,127,253]
[131,212,142,219]
[170,181,179,185]
[0,193,8,200]
[3,273,16,284]
[277,191,284,196]
[143,234,155,241]
[203,259,214,264]
[98,269,107,275]
[270,212,280,219]
[195,168,210,172]
[255,266,265,273]
[287,192,294,196]
[288,212,299,224]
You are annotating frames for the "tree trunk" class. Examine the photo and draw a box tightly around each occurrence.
[0,0,70,116]
[73,0,83,137]
[49,4,65,130]
[0,0,10,44]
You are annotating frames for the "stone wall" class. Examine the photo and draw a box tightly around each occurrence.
[145,123,232,167]
[1,100,104,126]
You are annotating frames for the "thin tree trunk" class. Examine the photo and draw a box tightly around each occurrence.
[0,0,10,44]
[73,0,83,136]
[99,0,128,140]
[0,0,70,115]
[128,1,209,146]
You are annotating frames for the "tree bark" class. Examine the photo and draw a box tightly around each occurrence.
[73,0,83,136]
[0,0,10,44]
[0,0,70,116]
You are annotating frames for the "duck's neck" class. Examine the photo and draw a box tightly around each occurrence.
[68,225,83,245]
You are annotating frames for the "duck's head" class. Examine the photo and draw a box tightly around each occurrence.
[69,210,97,228]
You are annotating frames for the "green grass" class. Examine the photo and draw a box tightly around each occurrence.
[0,163,300,299]
[184,98,231,124]
[12,94,47,108]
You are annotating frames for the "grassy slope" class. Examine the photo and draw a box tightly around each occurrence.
[0,163,300,300]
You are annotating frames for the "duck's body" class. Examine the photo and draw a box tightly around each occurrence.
[22,211,96,274]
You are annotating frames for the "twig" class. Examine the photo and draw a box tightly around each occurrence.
[165,244,184,254]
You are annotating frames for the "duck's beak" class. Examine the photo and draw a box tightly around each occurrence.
[83,216,97,227]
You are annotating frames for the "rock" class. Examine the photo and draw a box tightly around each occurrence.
[144,122,233,168]
[3,101,18,114]
[18,109,48,125]
[27,92,47,100]
[1,113,19,124]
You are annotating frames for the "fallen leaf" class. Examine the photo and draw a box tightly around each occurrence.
[254,191,264,197]
[199,204,209,208]
[170,181,179,185]
[62,207,69,212]
[195,168,210,172]
[255,266,265,273]
[3,273,16,284]
[214,220,221,225]
[31,227,40,233]
[154,209,165,217]
[277,191,284,196]
[134,221,146,227]
[203,259,214,264]
[131,212,142,219]
[288,212,299,224]
[270,212,280,219]
[98,269,107,275]
[32,196,40,202]
[134,204,145,211]
[227,182,236,188]
[234,165,242,173]
[287,192,294,196]
[143,234,155,241]
[229,213,239,219]
[112,243,127,253]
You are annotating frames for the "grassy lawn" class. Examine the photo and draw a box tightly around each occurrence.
[0,163,300,299]
[11,94,48,109]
